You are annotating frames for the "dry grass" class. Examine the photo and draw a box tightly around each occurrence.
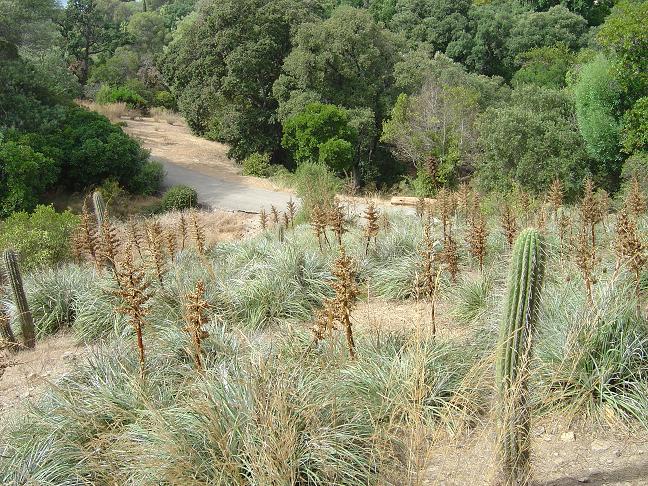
[150,107,184,126]
[77,101,140,122]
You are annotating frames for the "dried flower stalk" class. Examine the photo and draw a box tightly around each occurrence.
[184,280,210,371]
[114,244,151,378]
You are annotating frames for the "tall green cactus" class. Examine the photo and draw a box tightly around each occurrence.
[93,190,106,233]
[0,266,17,347]
[3,250,35,349]
[496,228,545,486]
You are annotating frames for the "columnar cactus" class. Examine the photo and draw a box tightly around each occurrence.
[0,266,17,347]
[3,250,35,349]
[93,190,106,233]
[496,228,546,486]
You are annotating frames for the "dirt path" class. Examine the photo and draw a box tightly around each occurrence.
[123,118,294,213]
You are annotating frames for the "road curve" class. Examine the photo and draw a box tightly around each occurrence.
[160,158,294,213]
[123,117,294,213]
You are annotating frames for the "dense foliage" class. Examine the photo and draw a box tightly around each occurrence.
[1,0,647,204]
[0,205,78,269]
[0,3,162,215]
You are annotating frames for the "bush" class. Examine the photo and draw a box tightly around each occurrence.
[242,152,273,177]
[95,85,147,110]
[130,161,164,196]
[292,162,342,214]
[161,185,198,211]
[0,142,58,217]
[0,205,79,270]
[12,106,152,193]
[153,90,177,110]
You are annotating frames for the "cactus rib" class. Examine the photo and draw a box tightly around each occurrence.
[496,228,545,486]
[3,250,35,349]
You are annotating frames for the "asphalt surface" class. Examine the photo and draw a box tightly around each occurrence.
[160,159,294,213]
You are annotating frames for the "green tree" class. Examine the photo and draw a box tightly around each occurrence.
[274,6,401,182]
[512,43,574,88]
[126,11,169,54]
[622,97,648,156]
[475,85,589,197]
[0,141,58,217]
[282,103,357,173]
[571,55,621,183]
[382,58,489,187]
[447,1,527,79]
[388,0,471,54]
[597,0,648,107]
[59,0,126,85]
[507,5,588,59]
[524,0,615,26]
[159,0,322,161]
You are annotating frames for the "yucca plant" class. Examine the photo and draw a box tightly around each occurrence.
[3,250,35,349]
[496,228,546,486]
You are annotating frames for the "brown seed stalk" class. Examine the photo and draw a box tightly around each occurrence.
[330,247,359,359]
[363,201,380,254]
[178,213,188,250]
[114,244,151,378]
[626,176,647,217]
[190,211,206,255]
[548,179,563,219]
[148,221,167,283]
[467,209,488,270]
[184,280,211,371]
[572,223,596,304]
[501,204,517,248]
[287,198,297,229]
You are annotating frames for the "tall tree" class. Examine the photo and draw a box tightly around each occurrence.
[597,0,648,108]
[273,6,401,182]
[59,0,125,85]
[571,54,622,185]
[159,0,323,161]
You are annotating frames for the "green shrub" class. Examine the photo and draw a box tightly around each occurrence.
[0,205,79,270]
[242,152,273,177]
[12,106,152,193]
[95,85,147,110]
[161,185,198,211]
[292,162,342,214]
[130,161,164,196]
[411,169,436,198]
[0,141,58,217]
[153,90,177,110]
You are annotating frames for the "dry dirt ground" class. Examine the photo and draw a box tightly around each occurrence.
[0,334,86,418]
[423,421,648,485]
[122,118,295,213]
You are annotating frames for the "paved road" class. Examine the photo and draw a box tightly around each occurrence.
[123,118,295,214]
[160,159,294,213]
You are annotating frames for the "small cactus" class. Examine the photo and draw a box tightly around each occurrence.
[496,228,546,486]
[92,190,107,233]
[3,250,35,349]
